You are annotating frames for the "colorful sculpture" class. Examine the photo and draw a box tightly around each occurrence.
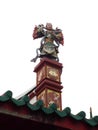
[31,23,64,62]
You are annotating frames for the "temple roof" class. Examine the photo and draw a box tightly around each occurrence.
[0,90,98,127]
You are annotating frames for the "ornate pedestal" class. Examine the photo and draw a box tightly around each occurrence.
[34,58,63,110]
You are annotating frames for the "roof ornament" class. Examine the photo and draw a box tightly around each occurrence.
[90,107,93,118]
[31,23,64,62]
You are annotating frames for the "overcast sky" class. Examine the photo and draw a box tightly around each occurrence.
[0,0,98,118]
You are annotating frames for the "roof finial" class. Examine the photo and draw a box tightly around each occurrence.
[31,23,64,62]
[90,107,93,118]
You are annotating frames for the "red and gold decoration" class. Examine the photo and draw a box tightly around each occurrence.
[37,66,45,84]
[34,58,63,110]
[37,88,61,110]
[37,90,46,106]
[47,66,60,82]
[47,89,61,110]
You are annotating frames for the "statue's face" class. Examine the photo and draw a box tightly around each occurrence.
[46,23,52,30]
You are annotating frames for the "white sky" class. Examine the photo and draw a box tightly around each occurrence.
[0,0,98,118]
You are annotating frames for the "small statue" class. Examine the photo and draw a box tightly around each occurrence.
[31,23,64,62]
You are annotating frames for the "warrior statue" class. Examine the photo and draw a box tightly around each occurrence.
[31,23,64,62]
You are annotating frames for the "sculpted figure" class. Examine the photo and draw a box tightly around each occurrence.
[31,23,64,62]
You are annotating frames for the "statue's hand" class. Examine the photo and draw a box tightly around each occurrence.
[38,24,44,32]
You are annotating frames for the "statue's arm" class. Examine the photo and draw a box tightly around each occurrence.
[33,24,45,39]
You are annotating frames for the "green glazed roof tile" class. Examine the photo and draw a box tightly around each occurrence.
[85,118,97,126]
[27,100,43,111]
[0,90,12,102]
[0,90,98,127]
[70,111,86,120]
[55,107,71,117]
[42,104,57,115]
[11,98,26,106]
